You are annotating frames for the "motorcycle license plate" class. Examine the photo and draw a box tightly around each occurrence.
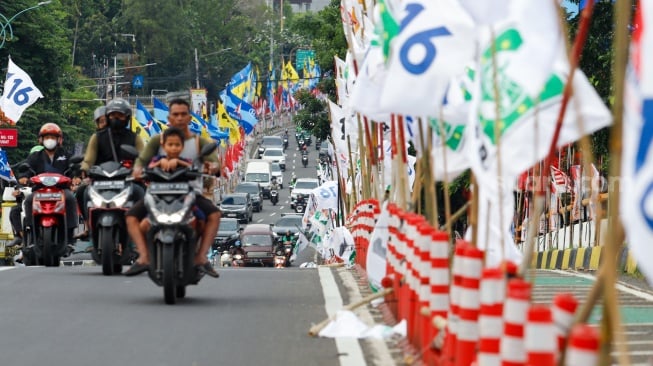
[226,213,238,218]
[34,192,63,200]
[93,180,125,189]
[149,182,189,194]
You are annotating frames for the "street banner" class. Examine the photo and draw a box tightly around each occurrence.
[0,58,44,124]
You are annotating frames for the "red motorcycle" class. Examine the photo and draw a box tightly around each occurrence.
[20,157,82,267]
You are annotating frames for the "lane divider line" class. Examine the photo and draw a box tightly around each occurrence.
[318,266,367,366]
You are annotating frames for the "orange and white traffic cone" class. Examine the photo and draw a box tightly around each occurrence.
[442,241,470,366]
[525,305,556,366]
[500,278,531,366]
[565,324,599,366]
[477,268,506,366]
[455,245,483,366]
[386,204,400,318]
[427,229,450,365]
[552,293,578,356]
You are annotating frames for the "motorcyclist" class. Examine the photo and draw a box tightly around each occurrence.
[76,99,145,239]
[281,230,294,246]
[124,98,221,278]
[8,123,79,253]
[270,176,280,191]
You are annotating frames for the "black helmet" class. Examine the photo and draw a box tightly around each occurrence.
[105,98,132,119]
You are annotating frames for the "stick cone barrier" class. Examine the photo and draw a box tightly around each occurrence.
[565,324,599,366]
[396,210,411,327]
[455,246,483,366]
[428,229,450,364]
[478,268,506,366]
[500,278,531,366]
[552,293,578,356]
[525,306,556,366]
[414,221,434,363]
[405,213,424,348]
[386,204,401,318]
[443,241,470,366]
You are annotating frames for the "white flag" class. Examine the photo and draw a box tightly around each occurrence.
[621,0,653,285]
[0,58,44,124]
[379,0,475,116]
[366,202,390,292]
[311,180,339,211]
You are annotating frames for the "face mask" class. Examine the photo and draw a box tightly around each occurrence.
[109,118,126,129]
[43,139,57,150]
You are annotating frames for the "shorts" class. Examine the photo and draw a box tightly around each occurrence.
[126,193,218,221]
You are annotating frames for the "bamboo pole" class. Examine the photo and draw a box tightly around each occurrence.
[434,116,453,244]
[595,0,631,363]
[357,116,370,200]
[427,128,440,228]
[347,135,358,206]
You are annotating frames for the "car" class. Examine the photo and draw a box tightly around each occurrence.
[240,224,277,266]
[213,218,240,253]
[234,182,263,212]
[258,135,284,158]
[290,178,319,209]
[261,147,286,170]
[270,163,283,188]
[272,214,303,238]
[220,193,253,224]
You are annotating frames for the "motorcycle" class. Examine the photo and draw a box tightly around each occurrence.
[86,152,138,275]
[302,153,309,168]
[298,138,305,150]
[295,194,306,214]
[220,241,245,267]
[283,137,288,151]
[270,189,279,205]
[19,157,83,267]
[125,143,218,304]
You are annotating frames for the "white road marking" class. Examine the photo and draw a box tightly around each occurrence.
[318,267,366,366]
[257,219,263,223]
[551,269,653,301]
[0,267,15,271]
[279,206,284,209]
[270,212,276,217]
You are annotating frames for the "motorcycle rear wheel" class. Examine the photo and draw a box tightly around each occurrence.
[176,286,186,298]
[163,244,177,305]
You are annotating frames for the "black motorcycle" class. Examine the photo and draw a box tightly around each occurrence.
[283,137,289,151]
[86,155,138,275]
[295,194,306,213]
[126,143,217,304]
[301,153,309,168]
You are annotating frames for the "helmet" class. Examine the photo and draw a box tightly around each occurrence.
[105,98,132,118]
[93,106,106,122]
[38,123,63,144]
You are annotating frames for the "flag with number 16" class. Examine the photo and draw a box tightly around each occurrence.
[0,57,44,125]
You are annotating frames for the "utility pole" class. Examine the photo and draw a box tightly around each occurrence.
[195,48,200,89]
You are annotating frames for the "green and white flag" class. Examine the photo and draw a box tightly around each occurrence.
[466,28,611,197]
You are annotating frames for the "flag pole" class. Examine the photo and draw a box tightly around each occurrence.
[434,114,453,244]
[357,115,370,200]
[427,126,440,228]
[347,135,358,207]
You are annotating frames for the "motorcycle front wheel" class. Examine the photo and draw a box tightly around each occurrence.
[99,227,117,275]
[163,244,177,305]
[41,227,60,267]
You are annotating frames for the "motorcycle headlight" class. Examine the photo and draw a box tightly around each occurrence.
[233,254,243,260]
[145,192,195,225]
[88,185,132,208]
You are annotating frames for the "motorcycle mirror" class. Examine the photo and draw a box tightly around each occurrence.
[69,155,84,164]
[200,142,218,157]
[120,144,139,160]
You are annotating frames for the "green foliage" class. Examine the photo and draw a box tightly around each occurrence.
[292,89,330,140]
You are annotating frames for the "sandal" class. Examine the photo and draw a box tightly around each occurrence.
[196,262,219,278]
[124,262,149,276]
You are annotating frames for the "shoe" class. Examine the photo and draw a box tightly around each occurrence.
[124,262,149,276]
[63,244,76,257]
[196,262,219,278]
[6,237,22,247]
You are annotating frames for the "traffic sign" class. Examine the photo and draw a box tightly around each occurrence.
[295,50,315,71]
[132,75,144,89]
[0,129,18,147]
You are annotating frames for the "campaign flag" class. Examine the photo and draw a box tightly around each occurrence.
[267,69,277,113]
[0,58,44,124]
[223,88,258,134]
[153,97,169,122]
[130,116,150,142]
[621,0,653,284]
[0,148,15,182]
[311,180,339,211]
[366,202,389,292]
[136,101,162,136]
[229,62,253,103]
[550,165,570,193]
[379,0,475,116]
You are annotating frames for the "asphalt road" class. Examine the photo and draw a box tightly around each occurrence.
[0,129,354,366]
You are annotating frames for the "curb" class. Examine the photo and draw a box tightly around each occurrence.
[532,245,637,274]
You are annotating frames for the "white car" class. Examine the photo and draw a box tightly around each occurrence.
[271,163,283,188]
[261,148,286,170]
[290,178,319,208]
